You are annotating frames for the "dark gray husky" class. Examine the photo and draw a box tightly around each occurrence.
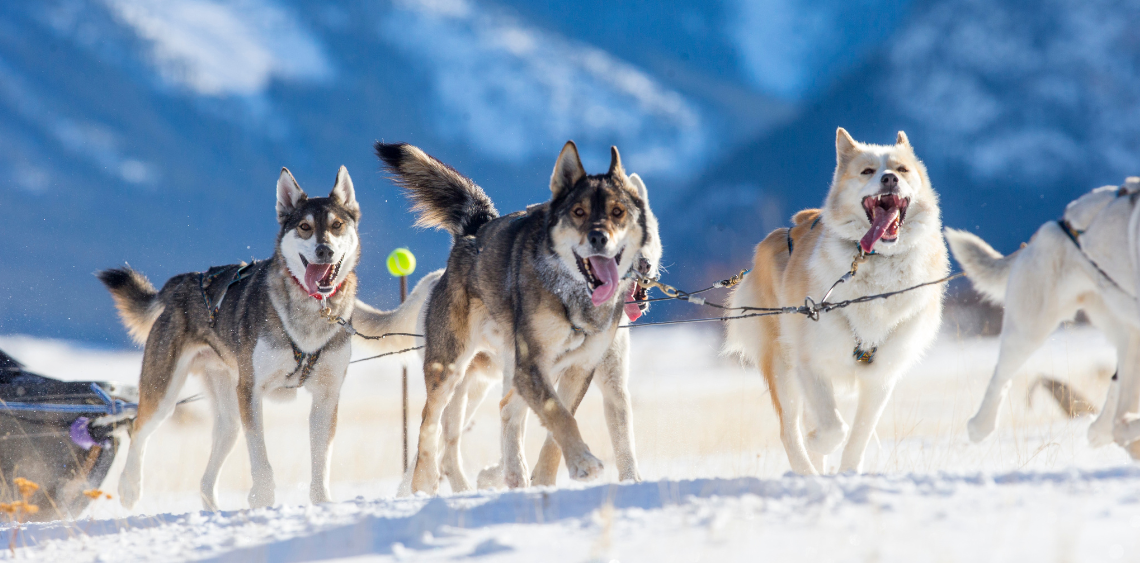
[377,141,659,494]
[99,167,430,510]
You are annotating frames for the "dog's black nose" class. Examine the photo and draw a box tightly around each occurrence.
[588,230,609,250]
[881,173,898,190]
[315,244,334,263]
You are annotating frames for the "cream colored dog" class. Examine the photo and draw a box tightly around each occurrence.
[946,178,1140,455]
[725,128,948,474]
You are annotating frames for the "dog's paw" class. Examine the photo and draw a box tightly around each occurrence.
[805,422,849,455]
[118,477,141,510]
[411,463,442,495]
[310,485,332,505]
[966,415,995,443]
[503,462,530,489]
[566,450,604,482]
[476,464,505,490]
[1087,418,1115,448]
[248,485,275,509]
[1112,415,1140,447]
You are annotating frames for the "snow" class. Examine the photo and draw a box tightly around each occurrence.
[0,324,1137,561]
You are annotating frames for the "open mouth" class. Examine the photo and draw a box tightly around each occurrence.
[860,194,910,253]
[299,254,342,297]
[574,248,623,306]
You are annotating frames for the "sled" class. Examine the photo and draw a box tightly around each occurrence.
[0,348,136,521]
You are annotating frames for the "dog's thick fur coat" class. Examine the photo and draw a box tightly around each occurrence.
[377,141,657,493]
[99,167,432,510]
[946,178,1140,457]
[726,129,948,474]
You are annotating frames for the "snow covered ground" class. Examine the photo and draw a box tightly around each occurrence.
[0,324,1137,561]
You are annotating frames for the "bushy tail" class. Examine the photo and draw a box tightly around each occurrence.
[97,267,163,345]
[352,269,444,358]
[944,228,1018,304]
[375,142,498,238]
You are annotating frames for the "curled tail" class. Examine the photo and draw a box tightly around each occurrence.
[97,267,163,345]
[375,142,498,238]
[352,269,444,357]
[944,228,1019,304]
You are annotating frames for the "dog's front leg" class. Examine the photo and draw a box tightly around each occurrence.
[307,366,346,504]
[596,330,640,482]
[238,383,275,508]
[838,377,896,473]
[513,333,603,483]
[531,365,594,486]
[1112,331,1140,447]
[968,275,1078,443]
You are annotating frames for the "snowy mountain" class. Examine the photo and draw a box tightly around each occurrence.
[1,0,1137,343]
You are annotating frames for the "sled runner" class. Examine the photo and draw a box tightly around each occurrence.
[0,348,136,521]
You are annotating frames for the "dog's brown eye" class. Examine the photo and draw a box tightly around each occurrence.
[861,168,875,175]
[611,207,624,218]
[897,165,909,173]
[332,221,343,230]
[573,207,586,218]
[299,224,312,232]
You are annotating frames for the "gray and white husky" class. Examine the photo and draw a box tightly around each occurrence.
[99,166,431,510]
[376,141,659,494]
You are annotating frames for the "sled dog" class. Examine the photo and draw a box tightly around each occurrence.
[377,140,658,493]
[946,177,1140,453]
[390,173,661,495]
[99,166,432,510]
[726,128,948,474]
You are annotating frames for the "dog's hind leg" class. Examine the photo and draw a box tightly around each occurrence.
[441,354,497,493]
[530,365,594,487]
[414,345,477,494]
[119,335,199,510]
[767,357,818,475]
[200,367,240,511]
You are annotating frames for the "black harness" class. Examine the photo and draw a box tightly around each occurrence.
[200,261,327,389]
[199,262,256,327]
[1057,183,1140,296]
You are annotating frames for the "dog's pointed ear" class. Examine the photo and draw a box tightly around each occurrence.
[628,173,649,203]
[896,131,911,148]
[551,140,586,199]
[608,146,625,179]
[330,165,359,214]
[836,127,859,157]
[277,167,307,222]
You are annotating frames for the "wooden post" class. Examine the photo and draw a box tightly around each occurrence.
[400,275,408,473]
[386,247,416,475]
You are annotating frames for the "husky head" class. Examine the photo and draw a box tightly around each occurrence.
[548,141,651,308]
[276,166,361,298]
[823,128,939,255]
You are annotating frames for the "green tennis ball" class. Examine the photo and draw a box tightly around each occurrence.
[386,248,416,277]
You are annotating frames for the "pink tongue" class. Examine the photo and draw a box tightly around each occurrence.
[587,255,620,306]
[303,263,334,297]
[624,285,642,322]
[860,206,899,254]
